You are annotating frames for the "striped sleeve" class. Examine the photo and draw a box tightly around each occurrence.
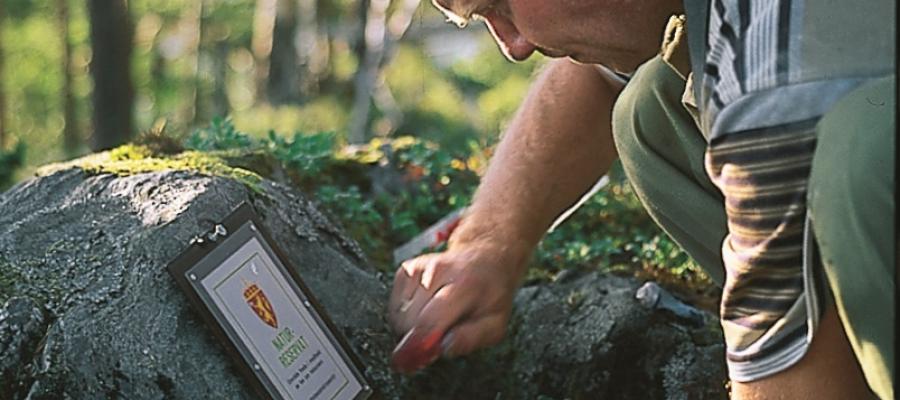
[704,118,823,381]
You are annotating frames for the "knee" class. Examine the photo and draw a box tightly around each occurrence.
[809,76,895,284]
[809,76,895,218]
[730,304,877,400]
[610,70,643,157]
[611,57,686,162]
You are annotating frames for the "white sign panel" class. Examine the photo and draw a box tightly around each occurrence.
[201,237,362,400]
[168,204,371,400]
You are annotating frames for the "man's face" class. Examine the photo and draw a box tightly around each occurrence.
[433,0,682,72]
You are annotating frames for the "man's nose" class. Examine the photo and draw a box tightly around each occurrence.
[480,10,536,62]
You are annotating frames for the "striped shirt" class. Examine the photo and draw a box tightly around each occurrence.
[683,0,894,382]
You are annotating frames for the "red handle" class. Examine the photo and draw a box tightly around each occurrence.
[390,328,444,374]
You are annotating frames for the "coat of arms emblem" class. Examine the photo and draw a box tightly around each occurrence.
[244,281,278,328]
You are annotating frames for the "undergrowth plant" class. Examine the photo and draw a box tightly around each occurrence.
[185,118,711,290]
[0,143,26,191]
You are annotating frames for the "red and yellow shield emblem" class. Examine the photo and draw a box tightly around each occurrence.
[244,282,278,329]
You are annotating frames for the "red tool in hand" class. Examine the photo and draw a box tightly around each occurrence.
[390,327,445,374]
[392,209,465,265]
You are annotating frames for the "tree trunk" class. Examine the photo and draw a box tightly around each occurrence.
[313,0,334,92]
[347,0,388,144]
[383,0,421,65]
[267,0,300,104]
[88,0,135,152]
[252,0,277,104]
[0,0,7,150]
[348,0,419,143]
[267,0,320,105]
[296,0,320,97]
[351,0,370,66]
[58,0,79,155]
[191,0,206,125]
[211,41,229,118]
[375,0,420,134]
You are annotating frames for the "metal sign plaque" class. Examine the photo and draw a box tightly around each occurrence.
[168,203,372,400]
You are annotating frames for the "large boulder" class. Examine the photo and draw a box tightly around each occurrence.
[402,271,727,400]
[0,166,726,399]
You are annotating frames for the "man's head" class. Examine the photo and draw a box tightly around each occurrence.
[432,0,683,72]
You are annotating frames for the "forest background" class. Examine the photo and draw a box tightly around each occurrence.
[0,0,713,300]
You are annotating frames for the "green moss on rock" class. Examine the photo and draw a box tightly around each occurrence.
[38,145,264,193]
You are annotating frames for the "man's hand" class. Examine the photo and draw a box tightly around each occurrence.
[385,59,623,373]
[387,242,524,372]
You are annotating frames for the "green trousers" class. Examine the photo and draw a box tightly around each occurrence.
[611,56,895,399]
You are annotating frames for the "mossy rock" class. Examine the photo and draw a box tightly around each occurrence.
[36,144,270,193]
[1,151,728,399]
[0,168,402,399]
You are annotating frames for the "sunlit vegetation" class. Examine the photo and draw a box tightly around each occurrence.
[0,0,712,298]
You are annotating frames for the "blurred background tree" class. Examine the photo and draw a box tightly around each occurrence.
[0,0,540,185]
[88,0,135,151]
[0,0,712,299]
[0,0,7,149]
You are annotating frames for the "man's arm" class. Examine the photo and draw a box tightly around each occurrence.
[388,59,623,370]
[452,60,623,258]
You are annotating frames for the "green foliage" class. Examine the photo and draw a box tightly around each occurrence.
[315,184,385,253]
[185,117,342,181]
[4,0,38,20]
[3,1,88,173]
[179,119,481,268]
[2,0,707,287]
[3,1,539,186]
[534,169,704,278]
[267,130,338,177]
[185,117,258,151]
[380,139,479,242]
[182,119,704,284]
[0,143,26,190]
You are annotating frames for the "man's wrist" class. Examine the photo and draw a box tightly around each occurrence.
[447,216,535,282]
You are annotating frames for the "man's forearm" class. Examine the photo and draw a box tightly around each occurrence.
[449,59,623,273]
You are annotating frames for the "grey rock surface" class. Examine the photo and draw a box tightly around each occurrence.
[0,169,727,399]
[505,273,727,399]
[394,272,728,400]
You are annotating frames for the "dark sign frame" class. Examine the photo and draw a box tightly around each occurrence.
[167,202,373,400]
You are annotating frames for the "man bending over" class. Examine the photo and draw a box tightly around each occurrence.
[388,1,895,398]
